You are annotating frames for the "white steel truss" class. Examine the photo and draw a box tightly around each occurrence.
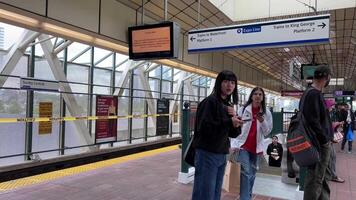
[0,30,40,87]
[39,34,96,151]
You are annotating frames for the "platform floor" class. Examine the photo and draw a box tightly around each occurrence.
[0,143,355,200]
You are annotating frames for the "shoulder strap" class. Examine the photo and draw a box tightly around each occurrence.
[299,87,314,111]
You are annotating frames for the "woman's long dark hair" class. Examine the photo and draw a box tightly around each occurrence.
[212,70,238,105]
[244,87,266,114]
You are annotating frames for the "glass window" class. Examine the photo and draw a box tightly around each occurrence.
[149,78,160,98]
[93,68,111,86]
[32,92,60,159]
[96,53,113,69]
[0,89,27,166]
[68,42,91,65]
[149,66,161,78]
[67,63,89,84]
[1,55,27,88]
[115,53,128,71]
[34,58,56,80]
[162,66,172,80]
[0,22,25,51]
[132,98,145,139]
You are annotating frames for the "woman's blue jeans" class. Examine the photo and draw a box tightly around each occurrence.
[236,149,258,200]
[192,148,227,200]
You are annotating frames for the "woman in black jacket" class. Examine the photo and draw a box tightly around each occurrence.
[192,70,243,200]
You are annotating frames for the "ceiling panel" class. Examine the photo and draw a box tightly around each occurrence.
[120,0,356,91]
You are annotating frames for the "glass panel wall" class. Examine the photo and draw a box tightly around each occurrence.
[0,21,295,167]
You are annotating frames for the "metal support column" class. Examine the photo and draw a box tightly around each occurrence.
[59,45,68,155]
[88,47,95,136]
[177,101,194,184]
[128,71,134,144]
[25,44,35,161]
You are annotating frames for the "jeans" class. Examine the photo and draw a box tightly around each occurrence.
[192,148,226,200]
[236,149,258,200]
[341,124,353,152]
[304,142,332,200]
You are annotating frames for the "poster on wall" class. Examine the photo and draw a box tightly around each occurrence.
[156,98,170,136]
[39,102,53,135]
[95,95,118,143]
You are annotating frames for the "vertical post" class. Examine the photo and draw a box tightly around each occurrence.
[141,0,145,25]
[144,72,148,141]
[181,101,190,173]
[178,101,194,184]
[197,0,201,29]
[88,47,95,136]
[59,43,68,155]
[25,42,35,161]
[128,71,134,144]
[164,0,168,21]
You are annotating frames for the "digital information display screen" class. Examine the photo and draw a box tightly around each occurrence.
[131,27,171,53]
[128,21,180,60]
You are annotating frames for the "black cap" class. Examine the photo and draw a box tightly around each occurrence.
[314,65,331,79]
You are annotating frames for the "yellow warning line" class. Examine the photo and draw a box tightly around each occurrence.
[0,145,179,192]
[0,113,179,123]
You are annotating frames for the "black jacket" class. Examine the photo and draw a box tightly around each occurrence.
[337,109,355,133]
[267,142,283,167]
[302,88,332,146]
[193,94,241,154]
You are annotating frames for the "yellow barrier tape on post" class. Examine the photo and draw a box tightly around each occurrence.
[35,117,51,122]
[75,116,88,120]
[87,116,98,120]
[107,116,118,119]
[0,113,180,123]
[0,118,18,123]
[63,117,76,121]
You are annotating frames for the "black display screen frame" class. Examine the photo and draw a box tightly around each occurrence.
[128,21,175,60]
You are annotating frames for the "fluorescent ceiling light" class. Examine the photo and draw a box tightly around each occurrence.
[329,78,344,86]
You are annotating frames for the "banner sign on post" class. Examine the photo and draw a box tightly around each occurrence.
[95,95,118,143]
[39,102,53,135]
[188,15,330,53]
[20,77,59,92]
[156,98,170,136]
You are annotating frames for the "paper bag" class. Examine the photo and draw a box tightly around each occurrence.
[222,161,240,193]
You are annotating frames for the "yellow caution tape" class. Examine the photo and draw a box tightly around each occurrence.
[0,113,180,123]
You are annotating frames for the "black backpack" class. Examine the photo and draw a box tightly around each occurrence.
[286,88,321,167]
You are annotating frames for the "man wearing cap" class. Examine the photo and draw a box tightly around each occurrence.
[301,65,333,200]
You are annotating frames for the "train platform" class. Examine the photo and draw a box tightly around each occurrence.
[0,144,354,200]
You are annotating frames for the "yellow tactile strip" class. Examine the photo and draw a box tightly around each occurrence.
[0,145,179,192]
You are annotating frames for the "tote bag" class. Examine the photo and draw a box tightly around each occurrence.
[334,131,343,143]
[222,161,240,193]
[346,126,354,141]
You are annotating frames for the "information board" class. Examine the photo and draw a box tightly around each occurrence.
[156,99,170,136]
[39,102,52,135]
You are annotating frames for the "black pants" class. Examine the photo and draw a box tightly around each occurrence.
[341,139,352,151]
[304,142,331,200]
